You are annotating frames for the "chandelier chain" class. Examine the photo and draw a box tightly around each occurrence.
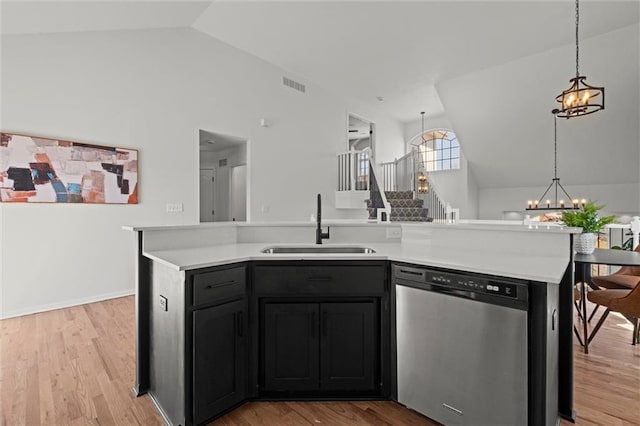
[553,112,558,179]
[575,0,580,78]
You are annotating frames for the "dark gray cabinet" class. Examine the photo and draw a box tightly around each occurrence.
[193,299,247,424]
[263,303,320,391]
[320,302,377,391]
[146,262,248,426]
[146,260,388,425]
[255,261,387,397]
[262,301,379,394]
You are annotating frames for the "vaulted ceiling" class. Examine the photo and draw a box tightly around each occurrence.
[2,1,639,189]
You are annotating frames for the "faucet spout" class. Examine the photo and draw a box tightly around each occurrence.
[316,193,330,244]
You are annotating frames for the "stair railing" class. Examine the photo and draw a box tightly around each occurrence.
[363,148,391,220]
[337,149,370,191]
[389,151,417,193]
[379,161,396,192]
[420,176,448,223]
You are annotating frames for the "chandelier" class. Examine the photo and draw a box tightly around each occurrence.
[417,112,429,193]
[555,0,604,118]
[527,110,585,211]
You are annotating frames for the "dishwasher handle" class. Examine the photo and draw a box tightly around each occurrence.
[393,265,427,282]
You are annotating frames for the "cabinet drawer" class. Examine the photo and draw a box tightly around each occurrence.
[254,264,386,295]
[192,266,246,307]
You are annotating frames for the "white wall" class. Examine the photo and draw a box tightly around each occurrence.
[479,183,640,220]
[437,24,640,190]
[432,24,640,220]
[0,28,405,317]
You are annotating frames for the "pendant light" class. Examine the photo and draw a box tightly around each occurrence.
[555,0,604,118]
[417,112,429,193]
[527,109,584,210]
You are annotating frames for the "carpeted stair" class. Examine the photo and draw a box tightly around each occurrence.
[366,190,432,222]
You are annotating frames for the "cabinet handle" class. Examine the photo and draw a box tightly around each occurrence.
[237,312,243,337]
[399,269,424,276]
[307,276,333,282]
[310,312,316,337]
[205,280,235,289]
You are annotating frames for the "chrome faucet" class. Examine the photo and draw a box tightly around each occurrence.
[316,193,330,244]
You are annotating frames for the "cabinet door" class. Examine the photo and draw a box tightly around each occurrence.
[193,299,246,424]
[263,303,319,391]
[320,302,378,391]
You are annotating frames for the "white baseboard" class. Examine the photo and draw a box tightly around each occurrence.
[0,289,135,320]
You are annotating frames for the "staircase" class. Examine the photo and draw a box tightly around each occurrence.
[366,190,432,222]
[337,148,448,222]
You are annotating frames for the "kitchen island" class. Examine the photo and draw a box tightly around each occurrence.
[125,221,577,426]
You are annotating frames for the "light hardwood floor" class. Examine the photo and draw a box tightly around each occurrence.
[1,296,638,425]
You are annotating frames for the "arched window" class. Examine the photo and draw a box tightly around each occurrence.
[413,129,460,172]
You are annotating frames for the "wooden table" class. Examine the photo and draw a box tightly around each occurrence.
[574,248,640,353]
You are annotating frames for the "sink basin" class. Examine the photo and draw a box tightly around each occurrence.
[260,246,376,254]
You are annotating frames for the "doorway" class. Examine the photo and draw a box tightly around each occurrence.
[348,114,375,190]
[348,113,375,155]
[230,165,247,221]
[199,130,248,223]
[200,168,216,222]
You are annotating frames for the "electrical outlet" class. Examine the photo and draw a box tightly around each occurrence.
[166,203,184,213]
[386,227,402,239]
[159,295,168,311]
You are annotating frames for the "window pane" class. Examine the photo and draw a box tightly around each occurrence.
[442,148,451,161]
[426,161,434,172]
[451,146,460,159]
[426,151,435,162]
[442,158,451,170]
[451,158,460,169]
[442,139,451,150]
[434,139,441,150]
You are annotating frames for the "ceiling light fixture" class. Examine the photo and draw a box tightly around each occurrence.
[417,112,429,194]
[555,0,604,118]
[526,109,584,211]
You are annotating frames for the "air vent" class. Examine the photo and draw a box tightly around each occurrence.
[283,76,306,93]
[219,159,227,167]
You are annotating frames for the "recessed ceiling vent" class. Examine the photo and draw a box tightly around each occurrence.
[219,159,228,167]
[283,76,306,93]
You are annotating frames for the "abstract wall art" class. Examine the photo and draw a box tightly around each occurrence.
[0,132,138,204]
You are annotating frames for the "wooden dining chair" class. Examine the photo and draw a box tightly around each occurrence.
[585,245,640,322]
[592,245,640,290]
[586,280,640,345]
[574,286,584,346]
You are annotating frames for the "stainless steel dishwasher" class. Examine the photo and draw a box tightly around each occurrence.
[394,264,531,426]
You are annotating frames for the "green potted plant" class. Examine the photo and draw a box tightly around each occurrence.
[561,201,616,254]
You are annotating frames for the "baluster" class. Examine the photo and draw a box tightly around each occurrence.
[338,154,342,191]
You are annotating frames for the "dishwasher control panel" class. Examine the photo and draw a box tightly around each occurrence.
[429,271,521,299]
[393,264,527,304]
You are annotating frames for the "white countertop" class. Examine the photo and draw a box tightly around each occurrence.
[144,241,569,283]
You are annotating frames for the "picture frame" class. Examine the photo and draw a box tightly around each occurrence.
[0,132,138,204]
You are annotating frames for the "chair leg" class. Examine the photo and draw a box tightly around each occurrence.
[633,318,639,346]
[587,304,600,323]
[574,301,585,321]
[588,308,611,344]
[573,325,584,346]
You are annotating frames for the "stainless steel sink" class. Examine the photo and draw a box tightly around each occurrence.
[260,246,376,254]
